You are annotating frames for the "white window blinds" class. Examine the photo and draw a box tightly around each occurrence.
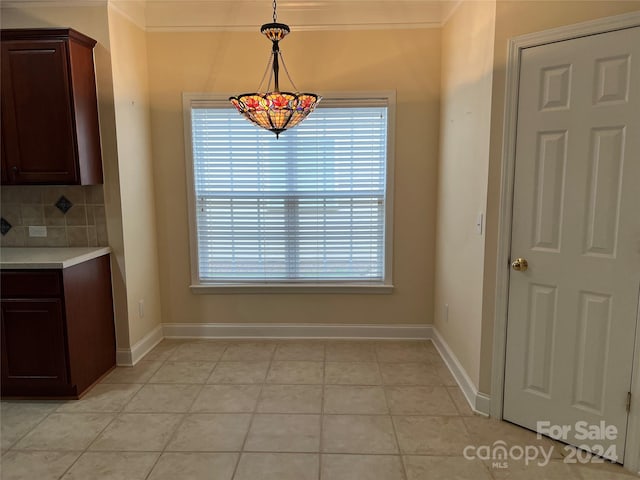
[190,101,389,283]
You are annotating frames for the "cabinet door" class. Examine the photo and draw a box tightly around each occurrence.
[1,299,69,393]
[1,40,79,184]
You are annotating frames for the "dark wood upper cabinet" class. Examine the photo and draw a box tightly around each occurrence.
[1,28,103,185]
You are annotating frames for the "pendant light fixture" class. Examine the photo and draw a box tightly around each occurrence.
[229,0,321,138]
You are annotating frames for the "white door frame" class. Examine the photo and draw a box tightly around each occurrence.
[491,11,640,473]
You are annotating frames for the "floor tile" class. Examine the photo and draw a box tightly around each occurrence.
[322,415,398,454]
[576,462,640,479]
[257,385,323,413]
[385,386,458,415]
[404,455,492,480]
[0,450,80,480]
[321,454,405,480]
[394,416,470,455]
[124,384,201,413]
[166,413,251,452]
[143,340,183,362]
[221,342,276,361]
[487,459,585,479]
[168,341,227,362]
[207,361,270,384]
[56,384,142,413]
[0,401,61,449]
[190,385,261,413]
[435,364,458,386]
[61,452,158,480]
[149,361,215,384]
[463,417,559,458]
[234,453,319,480]
[375,342,431,363]
[245,414,321,452]
[324,386,388,414]
[101,361,163,384]
[423,341,444,363]
[274,342,325,361]
[89,413,182,451]
[379,362,442,385]
[0,340,605,480]
[14,413,114,451]
[147,452,238,480]
[447,386,475,416]
[325,342,377,362]
[266,361,324,384]
[324,362,382,385]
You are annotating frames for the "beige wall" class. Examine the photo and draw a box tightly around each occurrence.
[147,28,440,326]
[1,5,131,348]
[435,0,496,389]
[479,1,640,394]
[107,7,163,345]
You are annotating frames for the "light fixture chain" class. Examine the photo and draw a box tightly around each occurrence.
[266,55,275,91]
[272,0,277,22]
[278,51,299,92]
[256,49,274,92]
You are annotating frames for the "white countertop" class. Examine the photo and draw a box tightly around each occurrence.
[0,247,111,269]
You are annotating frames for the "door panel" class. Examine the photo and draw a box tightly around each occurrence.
[504,26,640,463]
[523,283,557,397]
[584,127,624,256]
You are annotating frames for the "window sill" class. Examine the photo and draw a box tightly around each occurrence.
[189,283,394,294]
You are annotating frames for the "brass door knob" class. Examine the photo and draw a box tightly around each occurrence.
[511,258,528,272]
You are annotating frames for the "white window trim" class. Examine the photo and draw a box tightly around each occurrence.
[183,90,396,294]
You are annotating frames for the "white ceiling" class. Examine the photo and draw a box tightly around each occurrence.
[3,0,463,30]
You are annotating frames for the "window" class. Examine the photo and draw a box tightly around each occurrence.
[184,93,395,292]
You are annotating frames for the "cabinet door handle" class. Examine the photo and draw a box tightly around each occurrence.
[11,166,18,180]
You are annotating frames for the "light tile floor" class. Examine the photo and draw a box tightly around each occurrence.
[1,339,637,479]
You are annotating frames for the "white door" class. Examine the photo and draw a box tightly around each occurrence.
[504,26,640,462]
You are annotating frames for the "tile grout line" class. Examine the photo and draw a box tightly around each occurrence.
[47,342,178,478]
[1,446,498,458]
[140,386,203,479]
[132,341,184,480]
[318,343,327,480]
[378,343,410,480]
[141,342,223,479]
[229,343,277,480]
[4,401,63,453]
[443,382,467,417]
[120,341,188,480]
[56,384,149,478]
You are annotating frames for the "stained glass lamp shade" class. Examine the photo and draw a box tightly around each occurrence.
[229,12,321,138]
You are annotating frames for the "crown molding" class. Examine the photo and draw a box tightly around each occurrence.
[2,0,459,30]
[440,0,463,26]
[144,0,450,31]
[1,0,107,7]
[108,0,146,29]
[145,22,442,32]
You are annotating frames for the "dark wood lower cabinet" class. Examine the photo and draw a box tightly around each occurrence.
[1,299,69,392]
[0,255,116,398]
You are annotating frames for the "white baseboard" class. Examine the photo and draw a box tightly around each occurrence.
[475,392,491,415]
[431,328,491,416]
[121,322,490,417]
[162,322,434,340]
[116,324,164,366]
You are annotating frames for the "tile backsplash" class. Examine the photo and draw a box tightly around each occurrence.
[1,185,108,248]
